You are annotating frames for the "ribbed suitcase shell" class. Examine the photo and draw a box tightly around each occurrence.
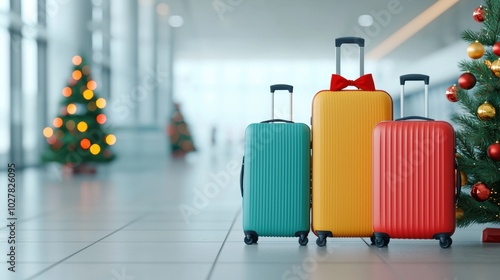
[243,123,311,237]
[372,120,456,239]
[311,90,392,238]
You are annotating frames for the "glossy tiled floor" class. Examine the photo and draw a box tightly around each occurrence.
[1,130,500,280]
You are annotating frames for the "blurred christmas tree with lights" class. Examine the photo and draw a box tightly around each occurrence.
[449,0,500,227]
[167,103,195,157]
[41,55,116,169]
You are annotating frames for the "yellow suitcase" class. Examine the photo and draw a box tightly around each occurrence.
[311,37,393,246]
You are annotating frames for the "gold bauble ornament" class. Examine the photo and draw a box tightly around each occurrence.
[491,59,500,77]
[477,101,496,120]
[460,171,467,186]
[485,60,492,69]
[456,207,464,220]
[467,41,485,59]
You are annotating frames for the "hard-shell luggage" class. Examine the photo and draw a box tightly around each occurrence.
[311,37,393,246]
[372,74,461,248]
[241,84,311,245]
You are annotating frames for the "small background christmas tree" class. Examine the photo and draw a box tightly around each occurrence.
[167,103,196,157]
[41,55,116,169]
[449,0,500,227]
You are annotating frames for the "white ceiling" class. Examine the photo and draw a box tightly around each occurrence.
[161,0,479,62]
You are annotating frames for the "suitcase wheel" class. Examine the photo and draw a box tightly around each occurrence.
[298,235,308,246]
[373,232,390,248]
[315,231,332,247]
[374,236,390,248]
[316,235,327,247]
[244,234,258,245]
[439,236,452,248]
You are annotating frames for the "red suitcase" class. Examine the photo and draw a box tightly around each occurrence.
[372,74,461,248]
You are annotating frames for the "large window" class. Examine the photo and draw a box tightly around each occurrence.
[0,1,8,11]
[0,0,47,168]
[22,0,39,166]
[22,38,38,164]
[22,0,37,23]
[175,60,331,150]
[0,29,10,167]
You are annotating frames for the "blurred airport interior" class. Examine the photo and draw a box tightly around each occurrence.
[0,0,477,169]
[2,1,500,280]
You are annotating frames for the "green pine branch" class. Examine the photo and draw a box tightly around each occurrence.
[462,0,500,45]
[454,0,500,227]
[457,195,500,227]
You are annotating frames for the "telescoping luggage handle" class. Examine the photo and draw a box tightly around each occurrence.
[242,84,294,196]
[455,161,461,204]
[335,37,365,76]
[398,74,461,203]
[399,74,430,119]
[266,84,294,122]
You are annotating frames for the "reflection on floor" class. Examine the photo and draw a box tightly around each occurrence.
[0,130,499,280]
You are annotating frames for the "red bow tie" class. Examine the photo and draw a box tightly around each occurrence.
[330,74,376,91]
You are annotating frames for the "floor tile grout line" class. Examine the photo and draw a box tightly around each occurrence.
[0,210,57,230]
[361,237,372,247]
[367,243,406,278]
[205,207,241,280]
[23,212,151,280]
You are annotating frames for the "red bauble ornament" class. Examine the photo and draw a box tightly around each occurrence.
[458,72,476,90]
[487,141,500,161]
[446,84,459,102]
[473,6,485,22]
[471,182,491,202]
[493,42,500,56]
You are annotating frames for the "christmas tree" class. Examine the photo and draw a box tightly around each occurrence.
[450,1,500,227]
[41,55,116,168]
[167,103,196,157]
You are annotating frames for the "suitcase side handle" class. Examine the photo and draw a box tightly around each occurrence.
[455,161,461,205]
[240,157,244,197]
[400,74,430,118]
[395,116,434,121]
[260,119,294,124]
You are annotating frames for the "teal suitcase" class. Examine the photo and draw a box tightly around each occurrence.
[240,84,311,245]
